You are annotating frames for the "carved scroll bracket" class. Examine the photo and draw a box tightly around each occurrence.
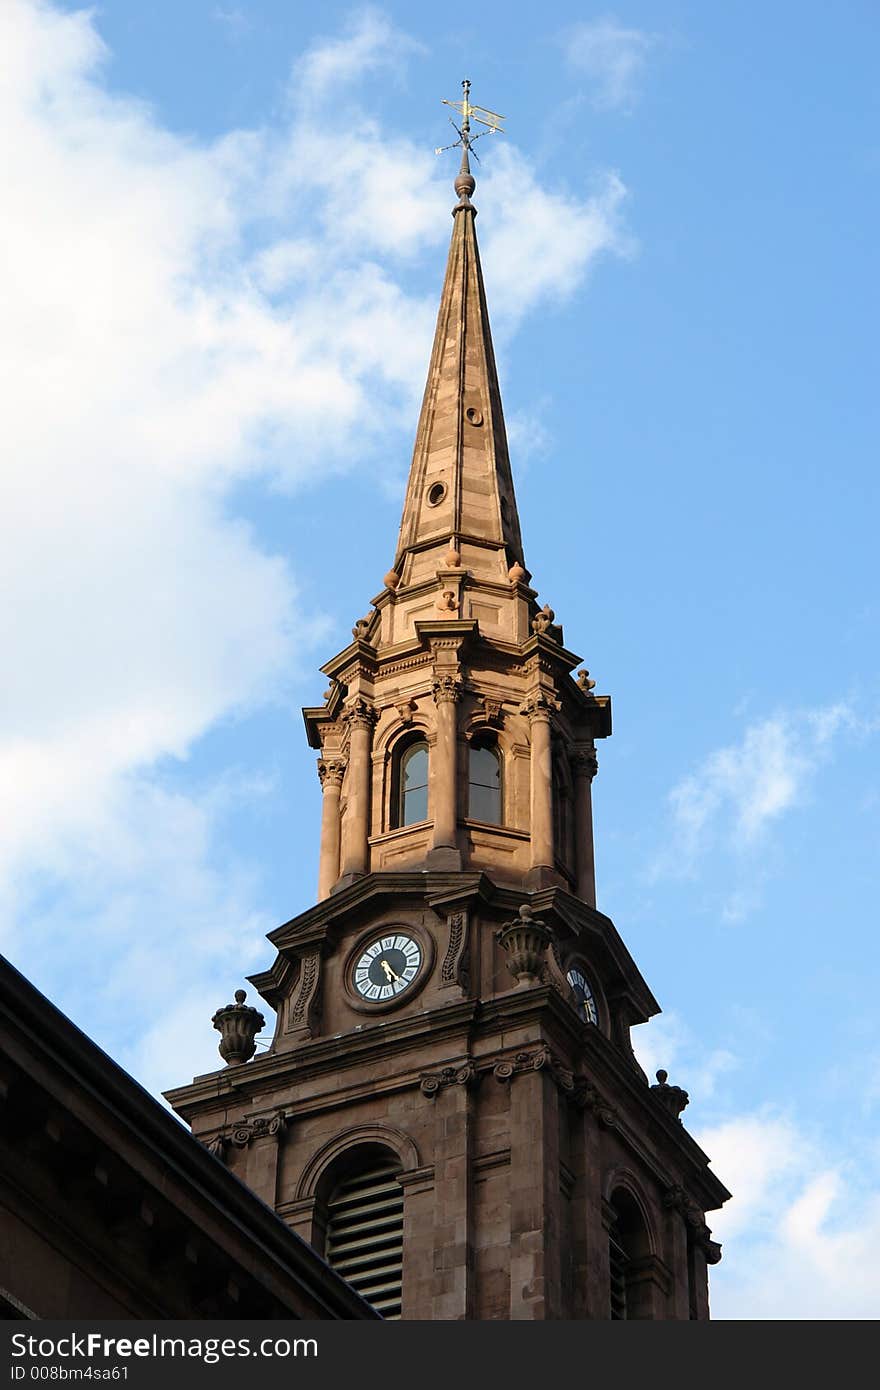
[286,945,323,1039]
[439,911,470,993]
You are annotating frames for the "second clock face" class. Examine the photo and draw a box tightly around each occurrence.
[566,966,598,1025]
[353,933,422,1001]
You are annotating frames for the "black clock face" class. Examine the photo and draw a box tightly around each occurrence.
[353,933,422,1001]
[566,967,598,1025]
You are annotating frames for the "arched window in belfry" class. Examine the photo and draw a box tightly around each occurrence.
[395,740,429,828]
[468,741,502,823]
[325,1155,404,1318]
[608,1189,653,1319]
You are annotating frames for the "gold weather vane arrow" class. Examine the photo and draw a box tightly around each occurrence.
[435,78,505,159]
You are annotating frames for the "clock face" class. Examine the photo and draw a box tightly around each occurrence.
[353,933,423,1002]
[566,966,598,1025]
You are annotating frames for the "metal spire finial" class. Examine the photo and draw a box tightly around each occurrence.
[435,78,505,210]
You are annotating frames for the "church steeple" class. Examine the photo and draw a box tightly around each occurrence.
[392,85,524,586]
[168,85,730,1324]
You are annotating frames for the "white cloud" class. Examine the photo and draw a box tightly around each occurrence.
[565,16,656,112]
[2,2,630,1077]
[291,7,422,109]
[699,1111,880,1319]
[656,703,864,881]
[480,153,632,328]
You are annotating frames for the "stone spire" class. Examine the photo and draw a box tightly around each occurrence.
[392,110,524,585]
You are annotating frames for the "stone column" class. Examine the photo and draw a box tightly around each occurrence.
[427,1072,474,1319]
[523,693,558,886]
[428,674,462,868]
[572,745,598,906]
[316,759,345,899]
[339,700,376,883]
[508,1062,563,1319]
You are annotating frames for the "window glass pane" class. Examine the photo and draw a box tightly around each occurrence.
[469,781,500,823]
[401,744,428,826]
[469,745,501,823]
[469,745,500,790]
[403,782,428,825]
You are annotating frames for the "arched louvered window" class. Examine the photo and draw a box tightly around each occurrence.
[468,742,502,824]
[325,1159,404,1318]
[396,741,429,828]
[608,1189,653,1320]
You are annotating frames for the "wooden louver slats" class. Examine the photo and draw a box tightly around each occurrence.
[609,1232,628,1320]
[326,1162,404,1319]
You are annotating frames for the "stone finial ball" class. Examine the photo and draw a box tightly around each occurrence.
[234,989,247,1005]
[656,1069,668,1084]
[455,171,476,199]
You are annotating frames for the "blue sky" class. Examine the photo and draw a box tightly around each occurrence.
[2,0,878,1317]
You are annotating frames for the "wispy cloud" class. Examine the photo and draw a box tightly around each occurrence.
[291,6,422,108]
[212,7,252,40]
[565,16,656,112]
[654,703,869,886]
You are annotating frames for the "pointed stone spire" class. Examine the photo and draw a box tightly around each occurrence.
[393,108,524,586]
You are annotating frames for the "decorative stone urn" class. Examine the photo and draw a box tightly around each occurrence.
[212,989,265,1066]
[650,1069,690,1118]
[497,904,553,987]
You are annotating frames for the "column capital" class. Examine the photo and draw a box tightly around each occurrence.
[317,758,346,788]
[432,673,463,704]
[520,690,560,723]
[341,697,377,731]
[230,1110,287,1148]
[572,744,599,780]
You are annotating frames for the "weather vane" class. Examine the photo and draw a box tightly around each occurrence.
[435,78,505,164]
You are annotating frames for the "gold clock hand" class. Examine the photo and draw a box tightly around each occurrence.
[380,959,403,984]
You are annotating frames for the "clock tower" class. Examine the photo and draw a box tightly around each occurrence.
[166,96,730,1320]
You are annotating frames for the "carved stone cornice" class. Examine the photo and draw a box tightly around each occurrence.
[317,758,346,789]
[379,653,433,678]
[341,697,377,732]
[432,674,463,704]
